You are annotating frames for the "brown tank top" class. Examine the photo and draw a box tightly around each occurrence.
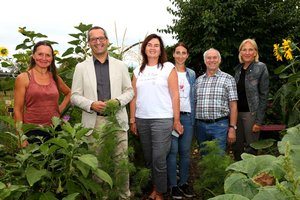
[23,71,60,125]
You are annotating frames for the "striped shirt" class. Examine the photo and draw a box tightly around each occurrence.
[195,69,238,120]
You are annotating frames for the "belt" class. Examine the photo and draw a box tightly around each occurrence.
[198,116,228,123]
[180,111,191,115]
[97,112,107,116]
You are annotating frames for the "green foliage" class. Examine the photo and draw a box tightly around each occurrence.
[162,0,300,74]
[220,123,300,200]
[0,117,114,199]
[272,39,300,126]
[194,140,234,199]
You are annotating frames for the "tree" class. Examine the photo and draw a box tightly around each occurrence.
[160,0,300,79]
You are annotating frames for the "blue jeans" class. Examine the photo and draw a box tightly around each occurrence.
[195,119,228,154]
[136,118,173,194]
[167,113,194,187]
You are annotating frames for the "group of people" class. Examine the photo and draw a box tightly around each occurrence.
[14,25,269,200]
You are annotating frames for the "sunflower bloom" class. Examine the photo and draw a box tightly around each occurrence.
[284,48,293,60]
[273,44,282,61]
[282,39,291,51]
[0,47,9,57]
[54,50,59,55]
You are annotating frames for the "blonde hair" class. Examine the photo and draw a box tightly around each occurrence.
[238,38,259,63]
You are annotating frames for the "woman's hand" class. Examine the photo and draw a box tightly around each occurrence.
[130,122,138,136]
[252,124,261,133]
[173,121,184,136]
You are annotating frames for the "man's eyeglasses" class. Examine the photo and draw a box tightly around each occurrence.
[89,36,107,43]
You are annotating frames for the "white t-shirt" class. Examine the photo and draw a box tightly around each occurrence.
[177,72,191,113]
[134,62,174,118]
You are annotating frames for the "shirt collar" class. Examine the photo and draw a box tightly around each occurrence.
[203,69,222,77]
[93,55,108,64]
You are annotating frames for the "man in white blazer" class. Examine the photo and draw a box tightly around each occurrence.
[71,26,134,199]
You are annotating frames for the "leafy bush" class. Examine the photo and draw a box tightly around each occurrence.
[194,140,234,199]
[0,117,113,199]
[210,124,300,200]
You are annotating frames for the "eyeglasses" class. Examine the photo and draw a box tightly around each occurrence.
[89,36,107,43]
[241,48,255,53]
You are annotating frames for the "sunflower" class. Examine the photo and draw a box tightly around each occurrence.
[284,48,293,60]
[282,39,291,51]
[0,46,9,57]
[273,44,283,61]
[54,50,59,56]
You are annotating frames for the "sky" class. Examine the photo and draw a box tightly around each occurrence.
[0,0,177,67]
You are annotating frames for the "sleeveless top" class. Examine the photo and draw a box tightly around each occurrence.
[23,71,60,125]
[133,62,174,119]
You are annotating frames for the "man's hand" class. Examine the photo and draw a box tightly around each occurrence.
[227,128,236,144]
[91,101,106,113]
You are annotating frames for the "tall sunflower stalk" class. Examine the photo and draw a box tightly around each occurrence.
[273,38,300,126]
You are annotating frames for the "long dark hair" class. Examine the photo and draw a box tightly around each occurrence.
[28,41,59,89]
[140,34,168,73]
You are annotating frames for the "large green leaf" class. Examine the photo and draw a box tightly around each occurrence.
[75,127,91,140]
[250,139,276,150]
[62,193,79,200]
[74,160,90,178]
[208,194,250,200]
[40,191,57,200]
[226,155,284,178]
[62,47,74,57]
[78,154,98,170]
[25,166,48,186]
[224,173,258,199]
[94,168,113,188]
[278,124,300,154]
[252,186,290,200]
[46,138,68,149]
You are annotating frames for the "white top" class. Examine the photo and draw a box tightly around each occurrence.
[177,72,191,113]
[134,62,174,118]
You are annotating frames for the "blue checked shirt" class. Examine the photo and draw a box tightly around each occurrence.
[195,69,238,120]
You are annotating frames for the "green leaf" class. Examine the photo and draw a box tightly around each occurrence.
[1,62,12,67]
[224,173,259,199]
[94,168,113,188]
[62,193,80,200]
[46,138,68,149]
[62,122,75,136]
[51,116,61,129]
[278,124,300,154]
[250,139,276,150]
[252,186,290,200]
[69,33,81,39]
[208,194,250,200]
[25,166,47,186]
[78,154,98,170]
[0,182,6,189]
[62,47,74,57]
[68,40,80,45]
[75,23,93,33]
[226,155,284,178]
[75,127,91,139]
[74,160,90,178]
[40,191,57,200]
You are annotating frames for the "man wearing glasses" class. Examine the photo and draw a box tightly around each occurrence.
[71,26,134,199]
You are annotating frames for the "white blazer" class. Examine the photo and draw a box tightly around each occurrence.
[71,56,134,133]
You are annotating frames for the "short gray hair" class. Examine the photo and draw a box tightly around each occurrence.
[203,48,221,60]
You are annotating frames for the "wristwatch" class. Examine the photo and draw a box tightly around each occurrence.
[229,125,237,130]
